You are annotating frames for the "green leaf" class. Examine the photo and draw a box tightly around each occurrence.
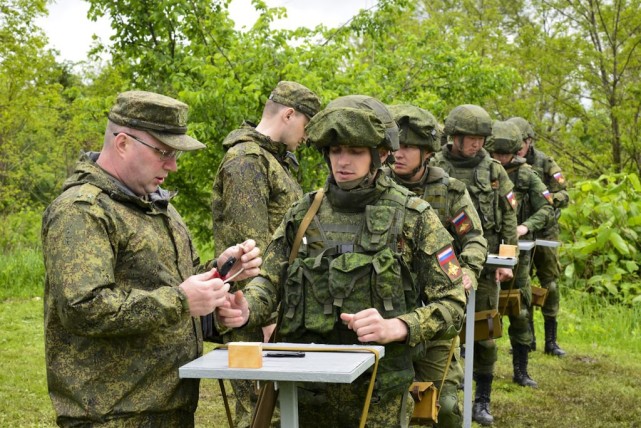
[609,232,630,256]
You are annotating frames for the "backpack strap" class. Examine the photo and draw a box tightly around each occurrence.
[289,189,325,264]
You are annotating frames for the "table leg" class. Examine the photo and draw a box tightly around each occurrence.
[463,288,476,428]
[278,381,299,428]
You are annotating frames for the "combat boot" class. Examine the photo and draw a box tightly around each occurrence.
[472,373,494,426]
[512,343,538,388]
[544,316,567,357]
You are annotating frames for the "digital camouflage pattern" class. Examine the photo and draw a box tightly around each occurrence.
[212,121,303,269]
[42,153,211,427]
[108,90,205,151]
[268,80,322,119]
[500,158,554,345]
[443,104,493,138]
[240,173,466,427]
[484,120,523,155]
[306,107,393,149]
[212,121,304,427]
[387,104,441,153]
[432,145,518,375]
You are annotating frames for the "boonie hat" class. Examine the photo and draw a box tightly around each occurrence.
[108,90,205,151]
[268,81,321,119]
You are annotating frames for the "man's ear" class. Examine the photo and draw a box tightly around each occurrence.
[282,107,296,122]
[113,132,129,157]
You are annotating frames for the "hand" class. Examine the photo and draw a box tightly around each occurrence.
[179,270,229,316]
[216,290,249,328]
[495,267,514,282]
[339,308,408,344]
[462,270,474,291]
[517,224,529,237]
[218,239,262,282]
[262,323,276,342]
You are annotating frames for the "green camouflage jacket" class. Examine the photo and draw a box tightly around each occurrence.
[42,153,209,425]
[432,146,518,256]
[386,165,488,281]
[212,122,303,287]
[504,158,555,238]
[243,173,465,348]
[525,146,569,238]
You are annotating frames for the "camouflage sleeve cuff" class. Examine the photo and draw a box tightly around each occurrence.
[176,287,190,316]
[396,313,421,347]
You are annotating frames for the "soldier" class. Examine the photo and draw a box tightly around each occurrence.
[431,104,518,426]
[211,81,320,426]
[485,120,555,388]
[41,91,262,427]
[386,103,488,428]
[508,117,569,357]
[217,96,466,427]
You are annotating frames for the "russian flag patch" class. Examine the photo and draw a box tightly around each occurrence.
[553,172,565,184]
[451,209,473,236]
[437,245,462,281]
[542,189,553,204]
[506,191,517,210]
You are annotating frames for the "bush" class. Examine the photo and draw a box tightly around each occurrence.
[559,173,641,305]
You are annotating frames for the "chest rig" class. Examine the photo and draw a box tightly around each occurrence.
[279,188,418,341]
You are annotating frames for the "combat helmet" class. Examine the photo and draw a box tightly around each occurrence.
[507,116,536,141]
[324,95,399,151]
[443,104,492,137]
[387,104,441,153]
[485,120,523,154]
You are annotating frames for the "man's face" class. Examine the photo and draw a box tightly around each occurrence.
[329,145,372,183]
[517,137,532,157]
[281,111,310,152]
[451,135,485,158]
[491,152,513,166]
[393,144,427,180]
[118,131,178,196]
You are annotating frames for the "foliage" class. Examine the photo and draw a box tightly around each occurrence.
[559,173,641,304]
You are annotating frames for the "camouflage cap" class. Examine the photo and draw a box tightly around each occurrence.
[108,90,205,151]
[306,107,387,149]
[387,104,441,152]
[268,81,321,119]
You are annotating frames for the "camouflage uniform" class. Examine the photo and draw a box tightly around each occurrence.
[386,104,488,428]
[42,91,211,427]
[42,153,209,427]
[211,81,320,427]
[487,120,554,388]
[240,102,466,427]
[508,117,569,356]
[431,105,518,426]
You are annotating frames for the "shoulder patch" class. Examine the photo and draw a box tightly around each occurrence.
[553,171,565,185]
[406,196,429,212]
[451,209,474,236]
[542,189,553,205]
[437,245,462,281]
[506,191,517,210]
[73,183,102,205]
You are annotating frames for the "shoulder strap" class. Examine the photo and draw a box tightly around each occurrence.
[289,189,325,264]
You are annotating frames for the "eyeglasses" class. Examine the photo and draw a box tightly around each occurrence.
[113,132,183,161]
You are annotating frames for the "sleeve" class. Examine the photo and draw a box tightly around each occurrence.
[522,171,555,233]
[213,154,273,255]
[42,201,188,338]
[545,157,570,209]
[449,186,488,278]
[396,208,466,347]
[498,167,519,246]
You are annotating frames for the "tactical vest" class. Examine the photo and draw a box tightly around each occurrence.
[279,185,423,389]
[505,164,532,225]
[444,159,503,251]
[421,171,450,226]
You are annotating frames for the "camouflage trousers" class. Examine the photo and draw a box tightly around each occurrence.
[502,251,533,346]
[472,271,500,376]
[412,337,464,428]
[531,244,561,317]
[57,410,195,428]
[296,377,412,427]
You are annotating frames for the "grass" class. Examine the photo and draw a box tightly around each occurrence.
[2,241,640,427]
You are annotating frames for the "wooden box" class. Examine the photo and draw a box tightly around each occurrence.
[228,342,263,369]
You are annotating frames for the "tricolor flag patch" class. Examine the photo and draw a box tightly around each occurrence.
[437,245,462,281]
[451,209,473,236]
[542,189,553,205]
[506,191,517,210]
[553,172,565,184]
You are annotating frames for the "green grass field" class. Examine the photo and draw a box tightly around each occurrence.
[1,245,640,427]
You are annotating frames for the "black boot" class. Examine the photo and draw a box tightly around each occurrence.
[544,316,567,357]
[512,343,538,388]
[472,373,494,426]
